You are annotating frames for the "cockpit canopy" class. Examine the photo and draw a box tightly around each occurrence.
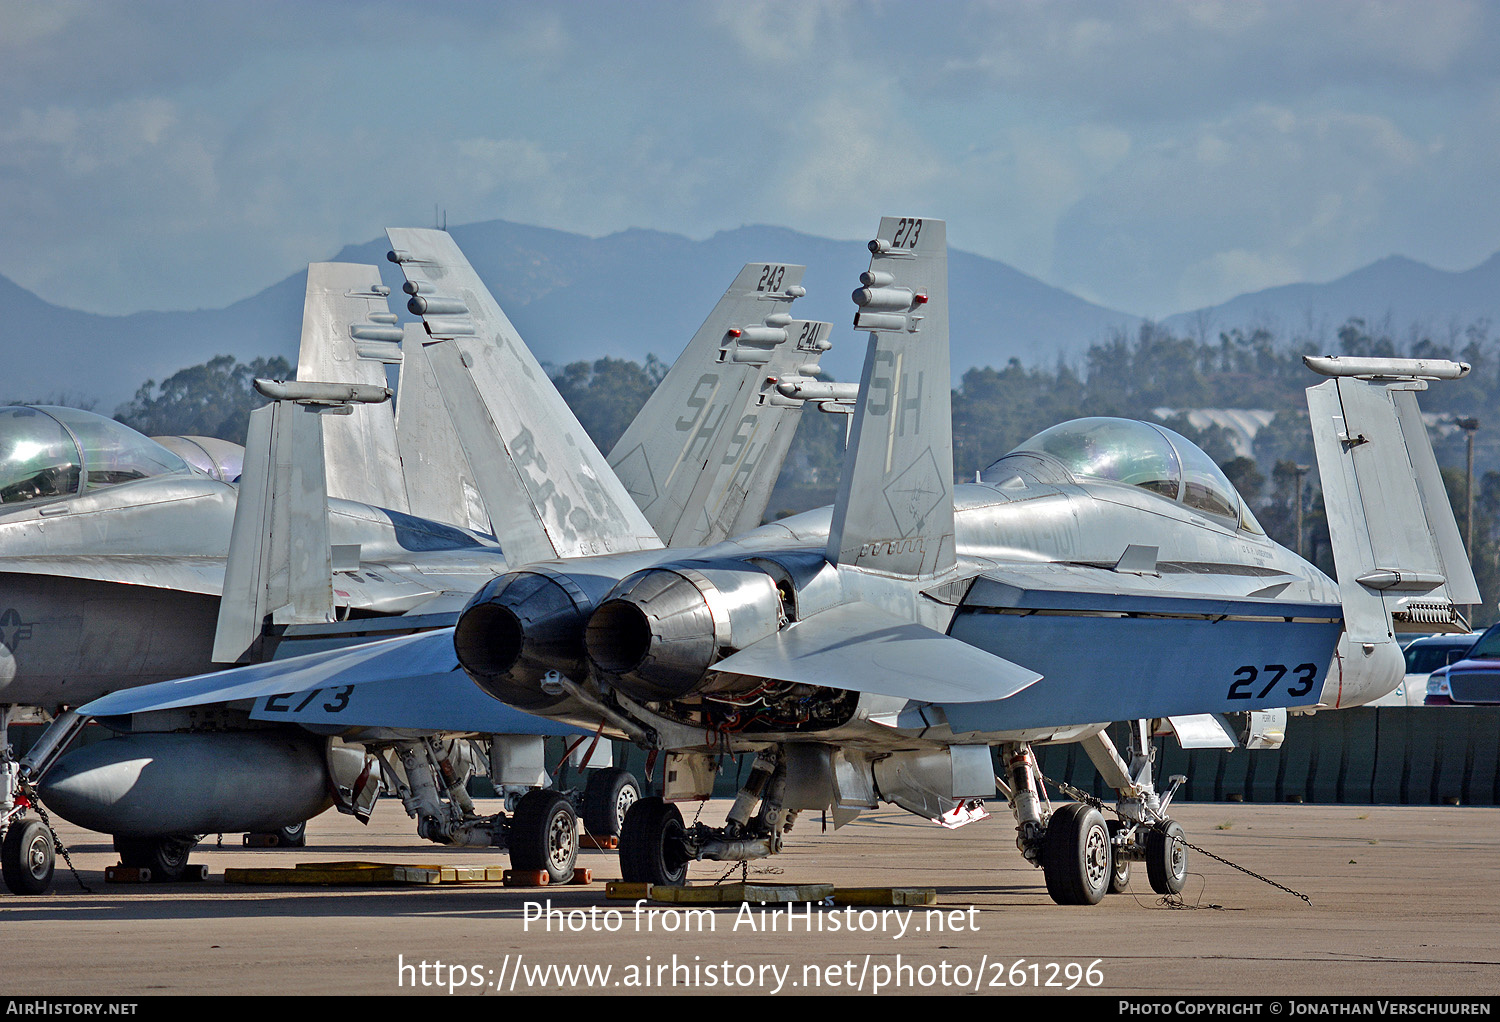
[981,416,1263,533]
[0,406,191,507]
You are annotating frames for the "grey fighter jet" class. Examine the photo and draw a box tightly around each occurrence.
[462,217,1471,904]
[74,216,1477,906]
[23,237,846,891]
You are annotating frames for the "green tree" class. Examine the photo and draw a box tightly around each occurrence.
[115,354,293,441]
[550,355,667,453]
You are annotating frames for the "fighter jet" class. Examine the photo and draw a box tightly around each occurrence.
[69,216,1476,907]
[17,239,846,891]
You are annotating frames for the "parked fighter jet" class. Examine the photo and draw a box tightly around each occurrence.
[20,238,847,892]
[70,216,1477,906]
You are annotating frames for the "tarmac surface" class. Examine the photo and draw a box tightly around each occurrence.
[2,798,1498,998]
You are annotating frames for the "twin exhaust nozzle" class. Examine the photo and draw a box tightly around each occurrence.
[455,562,786,707]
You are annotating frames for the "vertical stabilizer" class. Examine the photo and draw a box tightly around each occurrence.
[606,261,836,545]
[212,398,334,663]
[296,263,408,512]
[394,323,491,534]
[386,229,662,566]
[1304,355,1480,641]
[826,217,954,577]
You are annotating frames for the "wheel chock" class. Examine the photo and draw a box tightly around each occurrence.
[651,883,834,905]
[832,887,937,907]
[502,869,550,887]
[105,865,152,883]
[243,833,282,847]
[580,834,619,850]
[225,864,440,885]
[606,881,652,900]
[567,868,593,885]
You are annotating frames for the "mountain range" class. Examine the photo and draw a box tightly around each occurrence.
[2,219,1496,414]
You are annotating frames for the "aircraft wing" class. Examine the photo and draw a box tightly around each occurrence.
[77,628,586,736]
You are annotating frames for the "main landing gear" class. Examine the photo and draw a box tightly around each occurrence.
[617,749,792,886]
[1003,721,1189,905]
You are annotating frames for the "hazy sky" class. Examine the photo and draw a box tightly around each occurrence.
[4,0,1498,319]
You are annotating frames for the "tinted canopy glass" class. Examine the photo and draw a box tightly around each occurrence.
[983,417,1260,532]
[0,406,190,506]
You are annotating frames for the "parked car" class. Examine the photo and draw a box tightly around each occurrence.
[1425,626,1500,705]
[1367,633,1476,707]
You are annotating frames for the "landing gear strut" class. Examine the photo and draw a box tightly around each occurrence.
[615,748,794,886]
[1004,721,1190,906]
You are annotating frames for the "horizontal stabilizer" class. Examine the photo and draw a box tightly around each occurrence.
[86,629,458,717]
[710,601,1040,703]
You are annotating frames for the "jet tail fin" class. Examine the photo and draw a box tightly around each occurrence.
[394,323,492,534]
[211,381,391,664]
[296,263,409,513]
[386,229,662,566]
[826,217,954,577]
[607,261,837,545]
[1304,355,1480,642]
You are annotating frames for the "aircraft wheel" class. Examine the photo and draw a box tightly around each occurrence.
[619,797,689,886]
[1106,820,1131,894]
[509,790,578,884]
[582,768,640,837]
[1145,820,1187,895]
[274,821,307,848]
[114,834,197,882]
[1041,803,1111,906]
[2,819,56,895]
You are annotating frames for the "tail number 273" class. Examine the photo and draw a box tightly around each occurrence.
[1227,663,1317,700]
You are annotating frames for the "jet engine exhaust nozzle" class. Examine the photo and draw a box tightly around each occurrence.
[454,571,591,711]
[585,565,783,702]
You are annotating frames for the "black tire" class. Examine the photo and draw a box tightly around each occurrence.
[1041,803,1111,906]
[274,821,307,848]
[508,790,578,884]
[113,835,197,882]
[2,819,55,895]
[1107,820,1131,894]
[619,797,689,886]
[582,768,640,837]
[1145,820,1188,895]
